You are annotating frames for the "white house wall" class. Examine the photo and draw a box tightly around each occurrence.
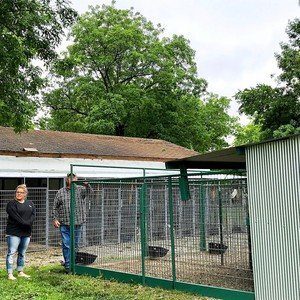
[0,155,177,178]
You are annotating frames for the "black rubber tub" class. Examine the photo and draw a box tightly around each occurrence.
[75,252,98,265]
[147,246,169,259]
[208,242,228,254]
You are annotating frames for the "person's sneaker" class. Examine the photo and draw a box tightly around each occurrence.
[65,268,71,274]
[18,271,31,278]
[8,274,17,280]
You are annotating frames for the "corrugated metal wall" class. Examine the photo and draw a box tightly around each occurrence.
[246,135,300,300]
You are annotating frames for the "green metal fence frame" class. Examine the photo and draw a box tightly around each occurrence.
[69,164,255,300]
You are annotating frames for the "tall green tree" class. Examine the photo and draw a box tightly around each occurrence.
[0,0,77,132]
[234,123,262,146]
[235,18,300,140]
[43,4,236,152]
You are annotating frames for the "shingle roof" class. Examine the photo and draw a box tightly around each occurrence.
[0,127,198,161]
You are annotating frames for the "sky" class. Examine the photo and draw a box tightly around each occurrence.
[70,0,299,122]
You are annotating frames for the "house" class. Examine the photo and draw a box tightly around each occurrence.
[0,126,198,190]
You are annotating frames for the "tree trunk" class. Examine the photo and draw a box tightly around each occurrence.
[115,123,125,136]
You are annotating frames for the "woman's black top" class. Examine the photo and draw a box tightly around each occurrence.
[6,200,36,237]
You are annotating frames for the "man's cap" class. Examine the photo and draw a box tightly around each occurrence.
[67,172,77,177]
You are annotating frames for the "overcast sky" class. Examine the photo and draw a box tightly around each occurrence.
[70,0,299,121]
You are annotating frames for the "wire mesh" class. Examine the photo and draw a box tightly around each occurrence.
[171,176,253,291]
[0,170,253,292]
[0,188,61,264]
[75,182,142,275]
[73,171,254,292]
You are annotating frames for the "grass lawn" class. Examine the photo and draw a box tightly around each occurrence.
[0,264,214,300]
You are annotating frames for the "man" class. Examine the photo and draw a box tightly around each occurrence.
[52,173,92,273]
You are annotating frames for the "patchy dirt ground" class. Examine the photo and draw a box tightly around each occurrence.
[0,245,63,268]
[26,247,63,267]
[0,236,254,292]
[84,246,254,292]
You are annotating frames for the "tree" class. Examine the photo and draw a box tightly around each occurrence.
[234,123,262,146]
[195,94,238,151]
[42,4,236,152]
[235,18,300,140]
[0,0,77,132]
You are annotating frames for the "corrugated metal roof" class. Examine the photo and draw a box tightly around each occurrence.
[166,146,246,169]
[0,127,198,161]
[165,134,300,169]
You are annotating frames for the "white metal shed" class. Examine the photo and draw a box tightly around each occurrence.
[166,134,300,300]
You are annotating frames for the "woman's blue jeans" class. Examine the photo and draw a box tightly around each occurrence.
[60,225,82,270]
[6,235,30,274]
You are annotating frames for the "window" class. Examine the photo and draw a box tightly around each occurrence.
[0,178,24,190]
[0,177,63,190]
[25,178,47,188]
[49,178,63,190]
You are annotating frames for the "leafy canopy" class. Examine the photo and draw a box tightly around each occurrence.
[234,123,262,146]
[235,18,300,140]
[0,0,77,132]
[43,4,236,152]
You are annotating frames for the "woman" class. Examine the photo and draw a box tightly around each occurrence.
[6,184,36,280]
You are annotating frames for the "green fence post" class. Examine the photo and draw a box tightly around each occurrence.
[218,183,224,266]
[245,188,253,271]
[70,167,75,274]
[199,182,207,251]
[139,170,147,285]
[168,177,176,287]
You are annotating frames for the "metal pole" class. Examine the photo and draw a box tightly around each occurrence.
[139,169,147,285]
[168,177,176,287]
[101,186,104,245]
[134,184,138,243]
[245,184,253,270]
[117,186,122,244]
[192,186,196,237]
[70,166,75,274]
[199,182,207,251]
[149,185,153,243]
[164,185,168,241]
[139,184,147,284]
[218,183,224,266]
[45,178,49,249]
